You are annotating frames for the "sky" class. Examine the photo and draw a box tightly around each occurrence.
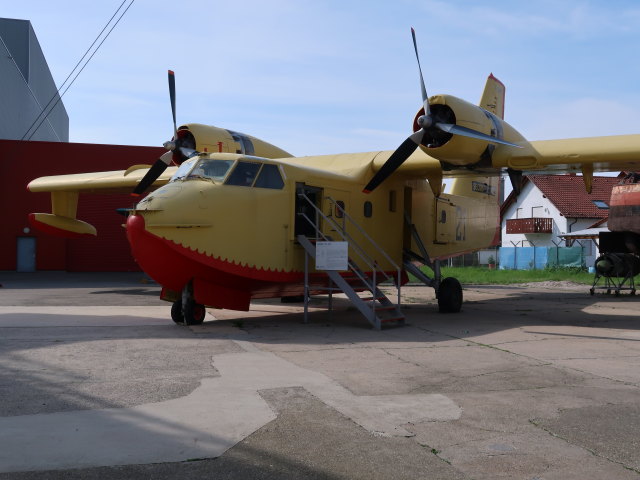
[4,0,640,157]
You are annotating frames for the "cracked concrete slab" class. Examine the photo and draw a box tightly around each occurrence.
[0,326,460,472]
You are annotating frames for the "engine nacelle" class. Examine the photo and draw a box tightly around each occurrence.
[179,123,292,159]
[414,94,524,167]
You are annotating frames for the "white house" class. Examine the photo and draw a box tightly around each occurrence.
[500,174,620,268]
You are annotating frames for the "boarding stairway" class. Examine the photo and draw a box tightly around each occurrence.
[402,212,441,290]
[296,192,405,330]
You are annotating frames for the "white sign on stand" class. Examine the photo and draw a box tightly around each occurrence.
[315,241,349,271]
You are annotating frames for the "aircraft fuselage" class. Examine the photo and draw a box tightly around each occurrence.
[126,152,500,311]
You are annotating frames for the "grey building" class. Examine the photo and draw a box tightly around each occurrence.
[0,18,68,142]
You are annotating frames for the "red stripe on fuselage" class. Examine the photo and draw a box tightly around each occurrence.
[125,214,395,309]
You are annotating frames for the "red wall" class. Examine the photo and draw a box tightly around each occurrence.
[0,139,165,271]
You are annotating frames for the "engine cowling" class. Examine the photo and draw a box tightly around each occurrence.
[414,94,523,166]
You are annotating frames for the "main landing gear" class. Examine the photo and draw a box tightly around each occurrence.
[403,214,463,313]
[171,281,206,325]
[437,277,463,313]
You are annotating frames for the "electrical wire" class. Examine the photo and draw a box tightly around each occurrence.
[21,0,135,141]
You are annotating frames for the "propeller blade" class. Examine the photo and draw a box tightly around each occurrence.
[132,152,173,196]
[178,146,198,159]
[363,130,424,193]
[411,27,430,118]
[168,70,177,137]
[435,123,522,148]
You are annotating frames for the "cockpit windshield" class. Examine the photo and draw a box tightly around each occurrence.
[170,158,235,183]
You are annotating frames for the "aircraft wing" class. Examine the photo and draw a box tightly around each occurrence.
[495,134,640,174]
[28,165,177,194]
[384,134,640,177]
[27,165,176,238]
[368,134,640,196]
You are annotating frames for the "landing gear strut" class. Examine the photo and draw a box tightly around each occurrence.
[403,213,463,313]
[171,282,206,325]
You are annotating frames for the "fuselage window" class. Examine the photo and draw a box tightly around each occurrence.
[225,161,261,187]
[364,201,373,218]
[254,163,284,189]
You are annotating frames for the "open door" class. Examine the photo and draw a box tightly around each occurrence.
[295,183,323,238]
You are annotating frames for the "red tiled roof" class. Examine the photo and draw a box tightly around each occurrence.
[528,174,619,218]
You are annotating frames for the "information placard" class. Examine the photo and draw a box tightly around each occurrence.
[315,241,349,271]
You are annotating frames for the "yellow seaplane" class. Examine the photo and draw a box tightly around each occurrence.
[28,30,640,328]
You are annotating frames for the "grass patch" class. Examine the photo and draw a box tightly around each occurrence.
[409,266,598,285]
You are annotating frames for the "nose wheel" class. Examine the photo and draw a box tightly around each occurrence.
[171,282,206,325]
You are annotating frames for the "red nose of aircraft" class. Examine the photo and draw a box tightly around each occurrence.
[126,213,192,292]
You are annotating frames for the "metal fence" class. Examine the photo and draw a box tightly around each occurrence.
[498,246,586,270]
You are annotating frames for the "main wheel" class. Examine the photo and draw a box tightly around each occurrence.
[438,277,463,313]
[183,299,206,325]
[171,300,184,324]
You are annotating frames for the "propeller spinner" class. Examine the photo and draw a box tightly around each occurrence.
[363,28,520,194]
[132,70,199,196]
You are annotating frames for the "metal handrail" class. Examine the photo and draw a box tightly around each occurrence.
[296,192,402,307]
[298,193,384,278]
[327,195,401,272]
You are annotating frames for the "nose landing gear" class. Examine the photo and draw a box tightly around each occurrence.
[171,281,206,325]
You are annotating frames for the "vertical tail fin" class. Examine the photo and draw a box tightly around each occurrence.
[479,73,505,119]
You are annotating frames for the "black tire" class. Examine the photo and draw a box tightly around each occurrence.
[171,300,184,324]
[183,300,206,325]
[438,277,463,313]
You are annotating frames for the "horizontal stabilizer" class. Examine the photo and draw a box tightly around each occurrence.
[29,213,97,238]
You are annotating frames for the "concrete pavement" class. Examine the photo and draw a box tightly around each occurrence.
[1,273,640,478]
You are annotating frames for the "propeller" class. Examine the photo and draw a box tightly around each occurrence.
[132,70,199,196]
[363,28,521,194]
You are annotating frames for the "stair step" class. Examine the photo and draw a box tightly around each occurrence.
[380,316,405,324]
[360,296,387,302]
[296,233,404,330]
[372,305,398,312]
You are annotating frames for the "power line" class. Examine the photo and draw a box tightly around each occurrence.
[21,0,135,141]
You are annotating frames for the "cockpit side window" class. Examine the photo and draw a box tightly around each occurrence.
[225,161,261,187]
[254,163,284,189]
[170,158,198,181]
[189,159,234,182]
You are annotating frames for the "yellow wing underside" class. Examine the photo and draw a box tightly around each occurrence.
[28,165,177,194]
[498,134,640,173]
